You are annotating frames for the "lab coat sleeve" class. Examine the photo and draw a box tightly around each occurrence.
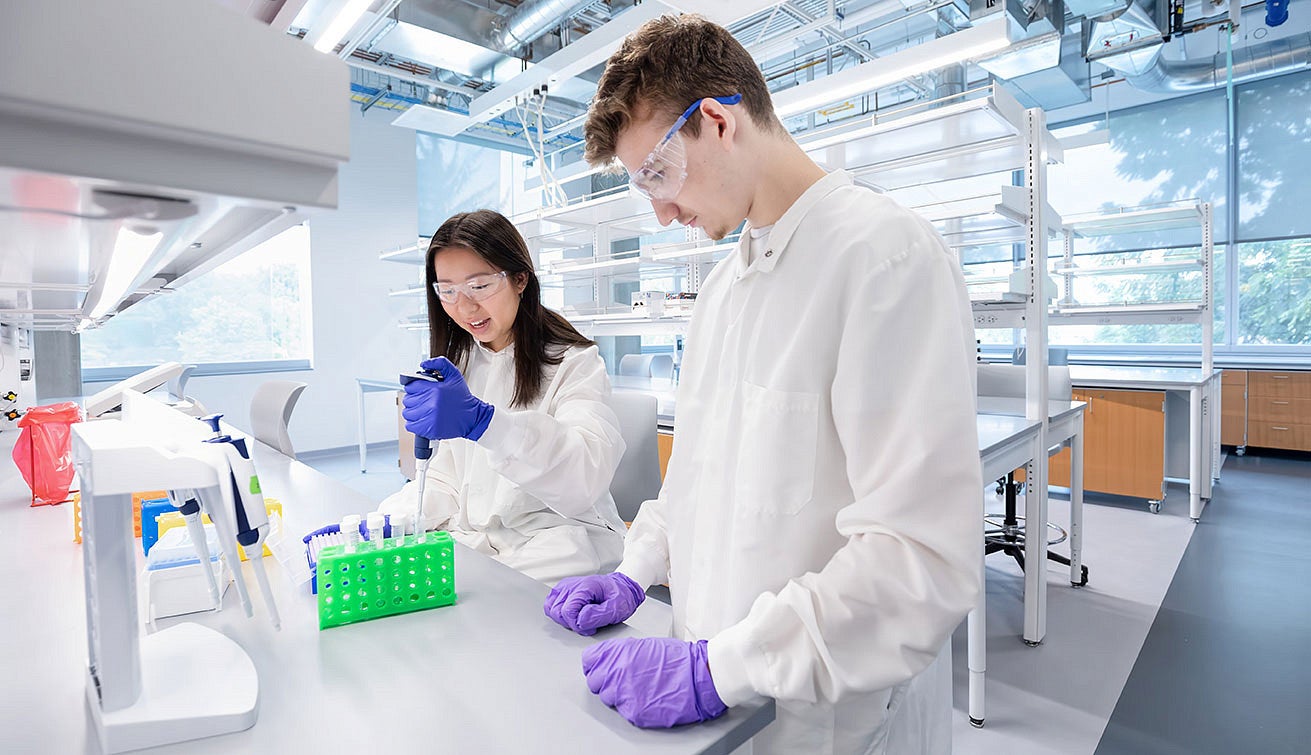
[473,347,627,519]
[615,487,671,589]
[376,440,461,531]
[707,232,983,707]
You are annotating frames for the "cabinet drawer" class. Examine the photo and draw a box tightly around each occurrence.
[1249,371,1311,399]
[1221,369,1247,387]
[1248,422,1311,452]
[1247,397,1311,424]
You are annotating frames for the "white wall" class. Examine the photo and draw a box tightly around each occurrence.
[87,107,424,454]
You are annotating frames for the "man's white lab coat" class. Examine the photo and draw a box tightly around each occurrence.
[617,171,982,753]
[380,343,628,585]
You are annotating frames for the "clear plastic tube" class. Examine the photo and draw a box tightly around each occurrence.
[341,515,362,552]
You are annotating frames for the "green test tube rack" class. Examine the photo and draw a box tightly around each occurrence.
[316,531,456,630]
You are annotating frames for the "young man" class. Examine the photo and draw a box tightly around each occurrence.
[544,14,982,753]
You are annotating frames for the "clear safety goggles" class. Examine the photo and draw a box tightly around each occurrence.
[432,270,509,304]
[629,93,742,202]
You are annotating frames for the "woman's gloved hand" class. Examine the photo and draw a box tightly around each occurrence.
[582,638,728,728]
[401,356,495,441]
[544,572,645,636]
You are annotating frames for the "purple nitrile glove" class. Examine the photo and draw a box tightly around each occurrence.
[582,638,728,729]
[544,572,645,636]
[401,357,495,441]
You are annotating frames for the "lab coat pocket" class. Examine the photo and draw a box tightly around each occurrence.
[736,381,819,516]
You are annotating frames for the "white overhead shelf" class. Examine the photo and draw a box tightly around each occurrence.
[379,239,432,265]
[1063,201,1208,238]
[514,188,665,247]
[803,85,1063,193]
[911,185,1062,250]
[1050,301,1207,325]
[388,285,427,298]
[1053,259,1203,276]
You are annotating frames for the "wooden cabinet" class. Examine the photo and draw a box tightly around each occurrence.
[1247,371,1311,451]
[1221,370,1247,448]
[1049,388,1166,500]
[1249,371,1311,400]
[1248,422,1311,452]
[657,432,673,480]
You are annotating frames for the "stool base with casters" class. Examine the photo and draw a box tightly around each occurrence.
[987,473,1090,589]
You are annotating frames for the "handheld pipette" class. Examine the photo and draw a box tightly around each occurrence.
[200,414,282,630]
[170,488,221,608]
[399,367,444,543]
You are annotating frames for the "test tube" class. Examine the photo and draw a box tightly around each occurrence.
[341,514,362,552]
[366,513,385,547]
[391,513,409,541]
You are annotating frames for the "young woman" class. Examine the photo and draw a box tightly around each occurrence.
[378,209,627,585]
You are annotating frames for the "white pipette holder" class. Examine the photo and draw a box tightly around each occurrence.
[71,392,259,753]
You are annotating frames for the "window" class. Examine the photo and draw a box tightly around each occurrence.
[1234,70,1311,347]
[1050,92,1229,246]
[81,224,313,377]
[1236,238,1311,345]
[1236,70,1311,241]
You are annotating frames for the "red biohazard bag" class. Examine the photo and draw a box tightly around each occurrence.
[11,401,83,506]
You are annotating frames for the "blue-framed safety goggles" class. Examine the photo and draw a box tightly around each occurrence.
[629,93,742,202]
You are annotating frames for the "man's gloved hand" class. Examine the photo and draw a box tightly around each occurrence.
[401,356,495,441]
[544,572,645,636]
[582,637,728,728]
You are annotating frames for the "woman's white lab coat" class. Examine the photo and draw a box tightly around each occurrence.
[379,343,628,586]
[616,170,982,754]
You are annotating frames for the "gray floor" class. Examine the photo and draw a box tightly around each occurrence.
[1096,452,1311,755]
[300,446,1311,754]
[951,487,1197,755]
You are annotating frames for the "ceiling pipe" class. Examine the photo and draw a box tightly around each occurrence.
[489,0,597,52]
[1126,31,1310,93]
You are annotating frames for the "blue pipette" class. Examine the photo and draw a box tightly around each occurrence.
[398,367,443,540]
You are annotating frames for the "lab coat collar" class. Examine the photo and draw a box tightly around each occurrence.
[740,170,854,274]
[474,339,515,360]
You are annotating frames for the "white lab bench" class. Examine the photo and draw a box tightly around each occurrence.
[1068,365,1221,521]
[0,431,773,754]
[969,413,1044,727]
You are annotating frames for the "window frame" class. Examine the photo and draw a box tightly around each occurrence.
[1043,83,1311,364]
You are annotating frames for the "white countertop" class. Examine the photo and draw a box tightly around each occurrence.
[1068,365,1220,389]
[0,430,772,754]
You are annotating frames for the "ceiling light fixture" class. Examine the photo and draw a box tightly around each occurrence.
[311,0,373,54]
[88,226,163,320]
[772,19,1013,119]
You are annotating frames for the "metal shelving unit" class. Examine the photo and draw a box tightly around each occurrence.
[509,187,716,339]
[1052,200,1215,375]
[1050,200,1219,521]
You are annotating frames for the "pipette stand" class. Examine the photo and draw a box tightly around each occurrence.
[72,413,258,753]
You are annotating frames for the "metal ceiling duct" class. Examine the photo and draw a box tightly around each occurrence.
[1126,32,1311,93]
[1084,1,1165,77]
[490,0,598,52]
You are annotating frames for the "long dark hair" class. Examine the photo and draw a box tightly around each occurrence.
[425,209,594,408]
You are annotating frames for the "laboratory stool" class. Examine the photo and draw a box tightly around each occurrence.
[985,473,1089,588]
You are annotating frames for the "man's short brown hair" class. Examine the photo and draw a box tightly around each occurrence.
[584,14,784,167]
